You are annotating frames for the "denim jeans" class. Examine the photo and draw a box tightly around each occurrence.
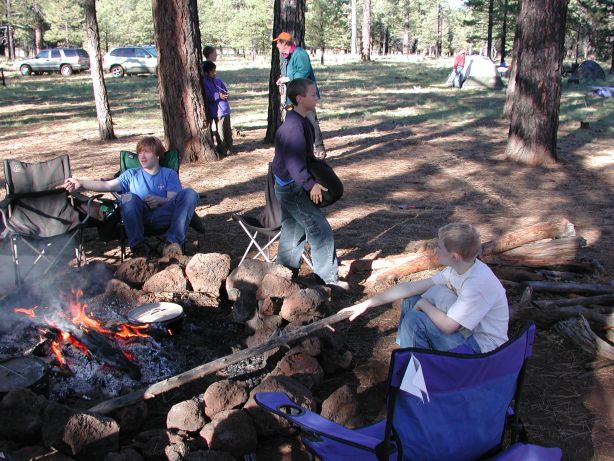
[454,66,464,88]
[121,188,199,249]
[396,295,481,352]
[274,181,338,283]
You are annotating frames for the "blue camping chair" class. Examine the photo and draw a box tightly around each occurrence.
[256,322,562,461]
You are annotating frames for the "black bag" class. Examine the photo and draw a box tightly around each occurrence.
[307,158,343,207]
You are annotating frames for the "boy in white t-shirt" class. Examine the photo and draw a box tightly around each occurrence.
[342,223,509,353]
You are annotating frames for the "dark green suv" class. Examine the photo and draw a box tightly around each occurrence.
[17,48,90,77]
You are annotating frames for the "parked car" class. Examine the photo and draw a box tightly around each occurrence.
[103,46,158,77]
[17,48,90,77]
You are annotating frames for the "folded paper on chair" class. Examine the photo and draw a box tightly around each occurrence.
[307,158,343,207]
[400,355,430,403]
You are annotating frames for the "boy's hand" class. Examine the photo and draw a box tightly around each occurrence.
[144,195,165,208]
[61,178,81,192]
[309,183,328,204]
[220,92,229,100]
[276,76,290,86]
[340,301,370,321]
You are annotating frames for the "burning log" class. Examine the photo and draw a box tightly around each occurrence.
[88,309,354,415]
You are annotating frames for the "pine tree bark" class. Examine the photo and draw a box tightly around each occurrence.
[502,0,521,119]
[361,0,371,62]
[504,0,569,166]
[264,0,306,144]
[487,0,494,59]
[402,0,410,55]
[351,0,358,55]
[500,0,509,65]
[32,1,45,53]
[84,0,115,141]
[152,0,218,162]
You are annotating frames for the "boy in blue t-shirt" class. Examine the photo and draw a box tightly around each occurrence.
[201,60,233,156]
[62,137,198,257]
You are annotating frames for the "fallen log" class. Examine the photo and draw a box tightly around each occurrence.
[534,294,614,309]
[512,304,614,335]
[482,237,585,268]
[88,309,353,415]
[367,232,586,282]
[554,316,614,361]
[524,281,614,295]
[354,219,576,281]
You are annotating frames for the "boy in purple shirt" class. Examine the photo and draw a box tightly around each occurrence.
[272,78,347,290]
[201,60,233,156]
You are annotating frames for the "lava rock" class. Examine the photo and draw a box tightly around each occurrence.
[135,429,184,461]
[166,397,206,432]
[115,258,158,286]
[111,402,148,435]
[256,273,299,300]
[255,436,312,461]
[104,447,145,461]
[244,376,316,438]
[269,350,323,390]
[225,259,271,302]
[143,264,187,293]
[103,279,141,307]
[321,384,366,428]
[0,389,48,442]
[203,380,249,419]
[185,253,231,294]
[279,288,328,322]
[320,348,353,374]
[42,402,119,460]
[199,410,257,458]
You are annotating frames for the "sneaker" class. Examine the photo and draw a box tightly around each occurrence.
[162,242,183,256]
[327,279,350,290]
[131,243,150,259]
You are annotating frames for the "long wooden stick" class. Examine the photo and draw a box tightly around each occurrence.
[524,281,614,295]
[534,294,614,309]
[89,310,352,415]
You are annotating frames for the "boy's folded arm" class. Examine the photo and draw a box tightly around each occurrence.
[416,299,461,334]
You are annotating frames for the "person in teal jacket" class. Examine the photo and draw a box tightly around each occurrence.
[273,32,326,159]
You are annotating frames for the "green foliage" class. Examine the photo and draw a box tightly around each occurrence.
[567,0,613,63]
[306,0,350,52]
[38,0,86,46]
[97,0,155,50]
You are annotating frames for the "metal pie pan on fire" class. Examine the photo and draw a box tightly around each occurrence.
[127,302,184,333]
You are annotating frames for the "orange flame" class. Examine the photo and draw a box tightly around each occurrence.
[14,308,36,317]
[50,338,66,366]
[114,323,150,339]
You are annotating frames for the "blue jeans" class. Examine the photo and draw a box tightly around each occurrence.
[454,66,464,88]
[274,181,338,283]
[396,295,481,352]
[121,188,199,249]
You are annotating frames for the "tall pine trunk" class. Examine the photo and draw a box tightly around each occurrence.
[500,0,508,65]
[85,0,115,141]
[362,0,371,62]
[487,0,494,59]
[152,0,218,162]
[351,0,357,56]
[505,0,569,166]
[402,0,410,55]
[264,0,305,144]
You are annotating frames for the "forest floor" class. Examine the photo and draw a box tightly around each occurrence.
[1,57,613,460]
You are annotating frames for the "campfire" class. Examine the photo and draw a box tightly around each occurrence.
[2,290,179,401]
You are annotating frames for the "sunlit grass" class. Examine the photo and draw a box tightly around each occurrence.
[1,59,612,141]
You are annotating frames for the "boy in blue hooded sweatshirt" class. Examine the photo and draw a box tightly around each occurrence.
[201,60,233,156]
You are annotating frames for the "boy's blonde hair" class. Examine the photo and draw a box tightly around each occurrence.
[438,223,482,262]
[136,136,165,159]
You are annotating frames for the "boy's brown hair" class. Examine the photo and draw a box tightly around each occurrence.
[286,78,314,105]
[136,136,165,159]
[438,222,482,261]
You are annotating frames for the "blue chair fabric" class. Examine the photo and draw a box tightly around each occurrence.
[255,323,560,461]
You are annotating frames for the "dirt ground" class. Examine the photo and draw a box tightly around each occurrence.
[1,73,613,459]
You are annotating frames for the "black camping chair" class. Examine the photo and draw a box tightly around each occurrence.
[232,163,312,268]
[0,155,95,288]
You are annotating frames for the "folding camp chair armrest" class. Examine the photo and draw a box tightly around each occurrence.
[255,392,382,451]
